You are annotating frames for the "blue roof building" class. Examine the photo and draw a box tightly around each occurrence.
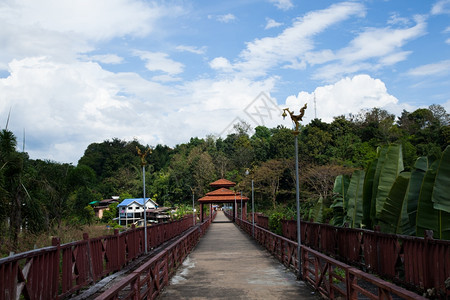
[118,198,158,226]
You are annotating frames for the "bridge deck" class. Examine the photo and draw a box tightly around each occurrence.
[158,211,319,299]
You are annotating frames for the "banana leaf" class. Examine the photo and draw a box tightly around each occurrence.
[406,157,428,232]
[312,197,324,223]
[415,160,450,239]
[375,144,404,220]
[330,174,350,226]
[371,147,388,223]
[432,145,450,213]
[345,170,365,228]
[362,158,377,228]
[378,172,411,234]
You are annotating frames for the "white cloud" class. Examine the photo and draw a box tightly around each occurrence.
[225,2,366,77]
[215,13,236,23]
[0,55,278,164]
[284,75,400,123]
[343,18,425,61]
[176,45,207,55]
[431,0,450,15]
[269,0,293,11]
[407,60,450,76]
[88,54,124,64]
[134,51,184,75]
[0,57,138,163]
[387,13,411,26]
[209,57,233,72]
[0,0,171,69]
[265,18,283,30]
[446,38,450,44]
[151,74,182,82]
[313,16,426,81]
[0,0,164,41]
[443,99,450,112]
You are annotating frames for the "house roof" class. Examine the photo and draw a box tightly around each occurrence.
[209,178,236,188]
[118,198,158,207]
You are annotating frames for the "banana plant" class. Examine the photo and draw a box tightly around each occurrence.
[374,144,404,220]
[432,145,450,213]
[330,174,350,226]
[378,171,411,234]
[345,170,365,228]
[415,146,450,239]
[362,158,377,228]
[406,156,428,234]
[311,197,324,223]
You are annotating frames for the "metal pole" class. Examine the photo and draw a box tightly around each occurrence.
[240,191,242,220]
[143,165,148,254]
[282,102,306,280]
[252,179,254,238]
[192,190,195,225]
[295,134,301,279]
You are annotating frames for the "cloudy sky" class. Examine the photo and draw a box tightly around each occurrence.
[1,0,449,164]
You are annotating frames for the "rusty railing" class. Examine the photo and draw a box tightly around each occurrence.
[226,211,427,300]
[0,215,197,299]
[280,219,450,298]
[95,211,216,300]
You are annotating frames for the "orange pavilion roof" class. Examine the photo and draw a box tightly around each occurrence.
[206,187,235,196]
[198,187,248,203]
[198,178,248,203]
[209,178,236,188]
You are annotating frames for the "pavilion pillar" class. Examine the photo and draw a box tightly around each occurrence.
[210,203,212,218]
[200,203,204,223]
[243,202,247,221]
[233,202,236,222]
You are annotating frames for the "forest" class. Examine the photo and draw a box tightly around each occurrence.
[1,104,449,254]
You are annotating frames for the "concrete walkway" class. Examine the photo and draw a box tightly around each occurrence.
[158,211,319,300]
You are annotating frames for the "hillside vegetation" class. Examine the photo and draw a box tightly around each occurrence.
[1,105,449,253]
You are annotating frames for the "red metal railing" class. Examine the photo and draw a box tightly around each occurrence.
[227,211,427,300]
[280,219,450,298]
[0,215,197,299]
[95,212,216,300]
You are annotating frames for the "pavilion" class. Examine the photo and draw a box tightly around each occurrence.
[198,178,249,222]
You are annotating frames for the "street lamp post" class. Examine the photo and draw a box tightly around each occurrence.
[137,147,151,254]
[282,103,307,280]
[245,168,255,238]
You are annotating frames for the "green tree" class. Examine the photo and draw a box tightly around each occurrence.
[253,159,288,209]
[0,129,28,246]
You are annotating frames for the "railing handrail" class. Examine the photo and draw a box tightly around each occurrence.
[227,211,429,300]
[0,214,198,300]
[96,211,216,300]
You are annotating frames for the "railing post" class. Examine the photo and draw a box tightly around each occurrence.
[52,237,61,298]
[373,225,381,274]
[114,229,120,269]
[84,232,94,283]
[423,230,433,290]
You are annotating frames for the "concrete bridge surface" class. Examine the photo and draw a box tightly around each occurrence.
[158,210,319,300]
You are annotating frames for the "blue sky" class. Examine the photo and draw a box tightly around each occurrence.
[1,0,449,164]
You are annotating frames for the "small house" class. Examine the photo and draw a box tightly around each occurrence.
[117,198,158,226]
